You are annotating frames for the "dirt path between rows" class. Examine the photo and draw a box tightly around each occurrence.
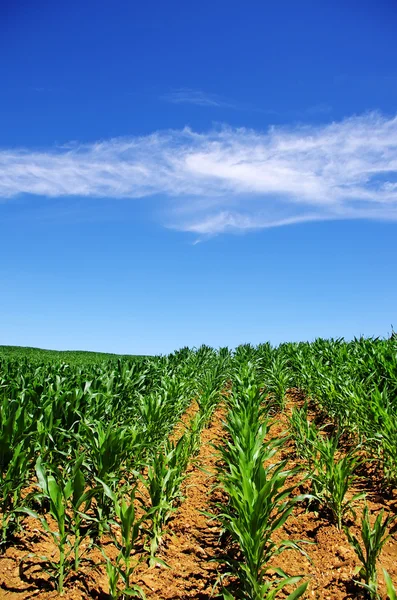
[137,404,226,599]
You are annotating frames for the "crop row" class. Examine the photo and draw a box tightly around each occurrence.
[0,346,229,597]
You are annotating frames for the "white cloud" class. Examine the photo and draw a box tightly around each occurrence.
[1,112,397,235]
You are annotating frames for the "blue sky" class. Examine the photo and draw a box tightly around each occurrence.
[1,0,397,355]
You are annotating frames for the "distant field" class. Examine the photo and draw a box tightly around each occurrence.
[0,344,149,363]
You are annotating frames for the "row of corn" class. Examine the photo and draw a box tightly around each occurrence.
[0,345,228,597]
[212,343,397,600]
[288,400,396,599]
[212,360,308,599]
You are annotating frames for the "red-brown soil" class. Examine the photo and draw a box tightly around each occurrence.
[136,403,226,599]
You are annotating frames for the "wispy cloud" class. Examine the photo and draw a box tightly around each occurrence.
[161,88,277,115]
[161,88,236,108]
[1,112,397,235]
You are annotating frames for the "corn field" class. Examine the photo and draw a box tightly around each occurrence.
[0,338,396,599]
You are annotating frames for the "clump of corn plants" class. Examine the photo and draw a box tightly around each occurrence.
[101,482,145,599]
[214,362,308,599]
[309,434,364,529]
[196,352,229,419]
[21,457,95,594]
[263,355,293,412]
[0,442,31,548]
[143,435,190,562]
[366,388,397,489]
[0,395,33,548]
[216,445,308,599]
[82,420,144,538]
[288,401,319,464]
[345,505,396,599]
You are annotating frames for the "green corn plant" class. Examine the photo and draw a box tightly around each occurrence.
[368,389,397,489]
[30,380,85,465]
[100,482,145,599]
[136,373,191,446]
[196,354,228,419]
[288,401,320,464]
[0,441,31,548]
[0,395,31,456]
[185,409,207,458]
[136,391,175,446]
[310,435,364,529]
[82,420,142,536]
[263,355,293,412]
[83,420,136,482]
[214,375,308,600]
[383,569,397,600]
[20,456,95,594]
[67,459,96,571]
[0,394,33,546]
[345,505,396,599]
[215,446,307,599]
[143,435,190,562]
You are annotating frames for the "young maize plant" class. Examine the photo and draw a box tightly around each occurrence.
[82,420,143,538]
[185,410,207,457]
[365,387,397,489]
[0,394,34,547]
[20,456,96,595]
[143,435,190,563]
[196,353,229,420]
[136,381,189,448]
[214,365,308,600]
[0,441,31,548]
[263,355,293,412]
[215,446,308,599]
[100,482,145,600]
[310,434,364,529]
[288,401,320,465]
[345,505,396,599]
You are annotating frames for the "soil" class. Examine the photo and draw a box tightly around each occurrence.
[1,393,396,599]
[136,403,227,599]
